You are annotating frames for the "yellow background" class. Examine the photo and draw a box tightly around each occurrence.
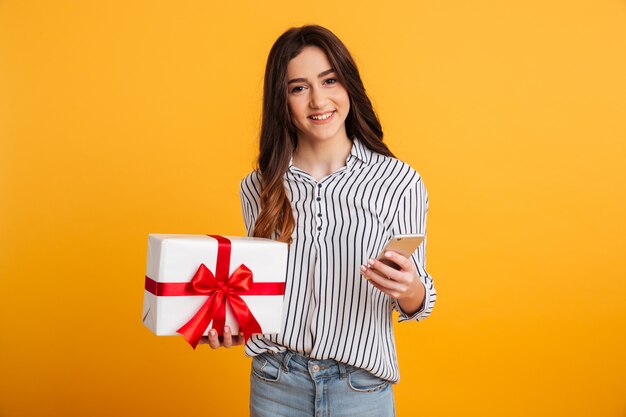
[1,1,625,416]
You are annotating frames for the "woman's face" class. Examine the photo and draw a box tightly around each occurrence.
[286,45,350,146]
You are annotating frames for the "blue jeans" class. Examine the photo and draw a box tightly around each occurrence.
[249,350,395,417]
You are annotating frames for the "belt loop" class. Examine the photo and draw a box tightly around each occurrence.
[338,361,347,379]
[281,351,294,373]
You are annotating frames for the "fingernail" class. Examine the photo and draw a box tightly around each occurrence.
[360,265,367,272]
[385,251,392,258]
[224,326,230,334]
[210,329,216,336]
[367,259,375,267]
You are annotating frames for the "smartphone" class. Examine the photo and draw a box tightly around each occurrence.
[376,234,425,270]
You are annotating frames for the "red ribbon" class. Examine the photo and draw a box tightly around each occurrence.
[144,235,285,349]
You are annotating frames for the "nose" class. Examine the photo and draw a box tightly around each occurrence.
[309,85,327,109]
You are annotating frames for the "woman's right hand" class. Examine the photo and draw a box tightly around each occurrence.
[198,325,244,349]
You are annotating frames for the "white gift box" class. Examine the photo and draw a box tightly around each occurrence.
[142,234,288,339]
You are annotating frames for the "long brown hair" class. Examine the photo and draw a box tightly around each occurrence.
[254,25,395,242]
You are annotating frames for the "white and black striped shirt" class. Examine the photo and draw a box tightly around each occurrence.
[240,138,436,382]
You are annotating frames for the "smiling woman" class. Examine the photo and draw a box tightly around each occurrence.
[286,46,352,179]
[204,24,436,417]
[287,50,349,133]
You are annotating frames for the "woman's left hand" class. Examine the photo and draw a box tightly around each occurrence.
[360,250,426,316]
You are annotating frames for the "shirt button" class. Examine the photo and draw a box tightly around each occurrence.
[316,197,321,201]
[311,364,320,372]
[317,226,322,231]
[317,213,322,217]
[317,184,322,188]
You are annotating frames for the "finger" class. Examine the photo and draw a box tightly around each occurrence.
[361,264,404,293]
[207,328,221,349]
[360,263,384,281]
[360,264,371,279]
[366,258,403,282]
[383,251,414,272]
[223,326,233,348]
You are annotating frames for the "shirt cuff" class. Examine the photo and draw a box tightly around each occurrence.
[396,280,430,322]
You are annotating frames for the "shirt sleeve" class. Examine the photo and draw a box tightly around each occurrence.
[389,174,437,322]
[240,171,262,237]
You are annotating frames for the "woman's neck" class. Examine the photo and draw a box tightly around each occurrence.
[291,135,353,182]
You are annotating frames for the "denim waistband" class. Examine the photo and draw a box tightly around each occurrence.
[265,350,348,379]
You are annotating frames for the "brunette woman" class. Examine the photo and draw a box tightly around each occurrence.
[206,24,436,417]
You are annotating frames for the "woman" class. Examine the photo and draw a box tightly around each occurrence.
[206,25,436,416]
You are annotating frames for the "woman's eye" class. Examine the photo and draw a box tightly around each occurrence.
[291,86,305,93]
[324,78,337,85]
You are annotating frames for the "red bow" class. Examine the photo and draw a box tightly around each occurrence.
[176,235,262,348]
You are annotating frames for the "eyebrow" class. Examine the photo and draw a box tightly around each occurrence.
[287,68,335,85]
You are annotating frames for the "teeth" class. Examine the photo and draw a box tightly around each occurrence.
[311,112,333,120]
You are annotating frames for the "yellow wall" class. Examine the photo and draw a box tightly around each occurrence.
[1,1,625,416]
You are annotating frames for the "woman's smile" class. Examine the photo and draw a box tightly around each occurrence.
[308,110,335,123]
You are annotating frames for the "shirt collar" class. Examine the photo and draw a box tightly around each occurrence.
[348,137,371,165]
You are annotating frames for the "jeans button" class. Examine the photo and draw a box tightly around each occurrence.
[311,364,320,372]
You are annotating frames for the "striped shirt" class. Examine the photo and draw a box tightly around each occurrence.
[239,137,436,382]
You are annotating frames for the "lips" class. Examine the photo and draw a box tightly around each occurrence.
[308,111,335,121]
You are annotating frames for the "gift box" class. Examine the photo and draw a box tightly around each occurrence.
[142,234,288,348]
